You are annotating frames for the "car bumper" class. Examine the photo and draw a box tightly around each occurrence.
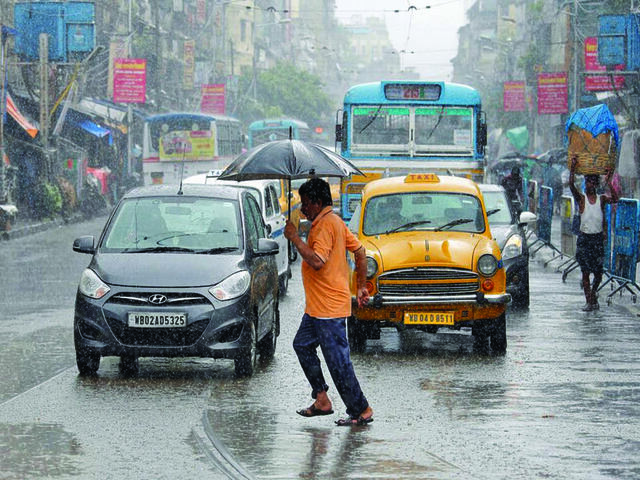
[74,290,253,360]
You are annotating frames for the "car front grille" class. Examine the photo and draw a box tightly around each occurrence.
[109,292,210,306]
[378,267,479,297]
[105,317,209,347]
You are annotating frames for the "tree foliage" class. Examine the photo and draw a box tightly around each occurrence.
[233,62,332,128]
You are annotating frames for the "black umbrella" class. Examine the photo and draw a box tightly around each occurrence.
[218,138,364,221]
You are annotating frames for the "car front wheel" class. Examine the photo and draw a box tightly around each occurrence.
[258,303,279,359]
[235,320,257,377]
[74,331,100,376]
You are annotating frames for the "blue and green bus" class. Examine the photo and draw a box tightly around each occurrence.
[247,118,311,148]
[335,81,487,220]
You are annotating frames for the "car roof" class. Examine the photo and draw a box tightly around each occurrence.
[363,174,482,197]
[184,174,280,191]
[122,183,243,201]
[478,183,506,193]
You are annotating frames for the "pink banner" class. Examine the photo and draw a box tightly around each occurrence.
[584,37,625,92]
[113,58,146,104]
[200,84,225,114]
[537,72,568,115]
[503,81,526,112]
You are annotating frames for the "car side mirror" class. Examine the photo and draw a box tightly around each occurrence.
[253,238,279,257]
[519,211,537,225]
[73,235,96,254]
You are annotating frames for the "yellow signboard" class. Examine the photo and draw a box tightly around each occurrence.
[159,130,216,161]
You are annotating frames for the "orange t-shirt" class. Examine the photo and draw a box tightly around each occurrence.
[301,206,362,318]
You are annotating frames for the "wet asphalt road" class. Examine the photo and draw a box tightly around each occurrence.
[1,216,639,479]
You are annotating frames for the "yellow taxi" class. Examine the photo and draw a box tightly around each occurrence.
[347,173,511,354]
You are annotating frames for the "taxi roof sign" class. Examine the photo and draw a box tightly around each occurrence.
[405,173,439,183]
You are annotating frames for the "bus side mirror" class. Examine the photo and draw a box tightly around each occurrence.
[335,124,342,142]
[478,116,487,147]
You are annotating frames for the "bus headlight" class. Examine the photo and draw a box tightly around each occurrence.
[502,234,523,260]
[366,257,378,279]
[477,254,498,277]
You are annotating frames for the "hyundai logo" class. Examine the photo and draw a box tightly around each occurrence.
[148,294,168,305]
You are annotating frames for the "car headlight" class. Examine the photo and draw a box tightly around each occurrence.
[79,269,110,299]
[477,254,499,277]
[502,234,523,260]
[366,256,378,279]
[209,271,251,300]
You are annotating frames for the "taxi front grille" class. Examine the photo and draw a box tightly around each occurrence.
[378,268,479,297]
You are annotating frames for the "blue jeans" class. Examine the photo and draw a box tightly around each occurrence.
[293,314,369,418]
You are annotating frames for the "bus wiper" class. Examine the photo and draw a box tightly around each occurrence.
[385,219,432,234]
[434,218,473,231]
[195,247,238,254]
[486,208,500,217]
[123,246,195,253]
[359,105,383,134]
[423,107,444,143]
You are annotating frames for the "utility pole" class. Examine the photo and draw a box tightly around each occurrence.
[572,0,579,112]
[39,33,50,179]
[127,0,133,179]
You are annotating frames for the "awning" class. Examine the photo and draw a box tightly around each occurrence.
[76,119,111,138]
[6,92,38,138]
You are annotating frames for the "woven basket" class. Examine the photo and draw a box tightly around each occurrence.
[567,126,616,175]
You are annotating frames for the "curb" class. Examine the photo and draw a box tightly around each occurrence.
[0,212,91,242]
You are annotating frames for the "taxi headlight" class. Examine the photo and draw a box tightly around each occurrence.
[209,271,251,300]
[502,234,523,260]
[366,256,378,279]
[477,254,498,277]
[79,269,110,299]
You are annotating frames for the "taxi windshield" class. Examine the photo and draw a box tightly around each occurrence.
[101,196,242,253]
[362,192,485,235]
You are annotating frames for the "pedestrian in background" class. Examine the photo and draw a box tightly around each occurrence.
[284,177,374,426]
[501,166,524,215]
[568,156,618,311]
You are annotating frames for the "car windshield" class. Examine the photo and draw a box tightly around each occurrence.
[100,196,242,253]
[362,192,484,235]
[482,190,515,225]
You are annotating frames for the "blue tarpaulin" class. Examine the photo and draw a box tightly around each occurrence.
[565,104,620,149]
[75,119,112,145]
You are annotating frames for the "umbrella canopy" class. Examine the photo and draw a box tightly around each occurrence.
[218,139,364,182]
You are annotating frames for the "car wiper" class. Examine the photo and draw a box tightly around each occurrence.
[385,219,432,234]
[433,218,474,231]
[123,246,195,253]
[194,247,238,254]
[486,208,500,217]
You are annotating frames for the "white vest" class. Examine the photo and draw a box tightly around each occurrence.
[580,195,603,234]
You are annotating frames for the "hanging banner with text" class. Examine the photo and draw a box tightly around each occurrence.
[113,58,147,103]
[503,81,526,112]
[183,40,195,89]
[537,72,568,115]
[584,37,625,92]
[200,84,226,114]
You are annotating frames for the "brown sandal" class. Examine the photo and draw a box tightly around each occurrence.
[296,404,334,417]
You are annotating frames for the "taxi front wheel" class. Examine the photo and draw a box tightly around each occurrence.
[347,316,367,353]
[489,314,507,355]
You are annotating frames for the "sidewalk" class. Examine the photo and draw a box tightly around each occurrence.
[531,216,640,318]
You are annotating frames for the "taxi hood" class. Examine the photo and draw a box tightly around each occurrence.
[365,232,483,271]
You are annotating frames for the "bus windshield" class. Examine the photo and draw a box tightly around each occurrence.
[148,117,213,152]
[351,105,473,153]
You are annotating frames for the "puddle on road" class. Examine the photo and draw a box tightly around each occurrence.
[0,423,82,478]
